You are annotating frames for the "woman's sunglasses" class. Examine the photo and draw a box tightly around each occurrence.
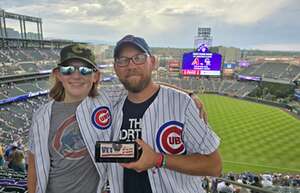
[59,66,96,76]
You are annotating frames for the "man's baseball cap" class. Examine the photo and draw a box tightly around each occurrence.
[58,44,97,68]
[114,34,151,58]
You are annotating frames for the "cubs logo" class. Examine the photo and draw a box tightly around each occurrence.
[52,115,88,160]
[156,121,186,155]
[92,106,112,130]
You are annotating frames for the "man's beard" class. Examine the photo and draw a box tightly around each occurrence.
[120,73,151,93]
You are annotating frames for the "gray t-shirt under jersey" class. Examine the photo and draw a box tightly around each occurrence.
[46,101,99,193]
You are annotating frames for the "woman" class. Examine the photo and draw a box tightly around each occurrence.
[28,44,118,193]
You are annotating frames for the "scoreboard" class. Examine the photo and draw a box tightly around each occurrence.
[181,44,222,76]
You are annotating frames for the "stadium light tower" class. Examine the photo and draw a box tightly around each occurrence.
[194,27,213,49]
[0,9,43,41]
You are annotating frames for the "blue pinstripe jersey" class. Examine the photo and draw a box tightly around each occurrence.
[108,86,220,193]
[28,86,125,193]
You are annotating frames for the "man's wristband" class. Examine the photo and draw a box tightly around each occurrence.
[162,154,167,168]
[155,154,167,168]
[155,154,164,168]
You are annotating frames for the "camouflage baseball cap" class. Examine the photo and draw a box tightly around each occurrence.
[59,44,97,68]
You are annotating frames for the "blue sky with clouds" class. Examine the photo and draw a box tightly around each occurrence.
[0,0,299,50]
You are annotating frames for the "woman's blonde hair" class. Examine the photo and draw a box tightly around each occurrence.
[49,69,99,101]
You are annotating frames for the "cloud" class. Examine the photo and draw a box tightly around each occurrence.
[254,43,300,51]
[153,0,289,25]
[0,0,298,49]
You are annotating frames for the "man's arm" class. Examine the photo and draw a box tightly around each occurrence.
[28,152,37,193]
[102,83,208,123]
[121,139,222,176]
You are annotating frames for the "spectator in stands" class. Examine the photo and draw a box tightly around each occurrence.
[237,176,250,193]
[217,175,235,193]
[202,176,210,193]
[218,181,234,193]
[250,176,263,193]
[0,144,4,166]
[211,177,219,193]
[8,149,25,173]
[282,175,290,186]
[3,143,25,172]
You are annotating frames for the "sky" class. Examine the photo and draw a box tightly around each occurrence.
[0,0,299,51]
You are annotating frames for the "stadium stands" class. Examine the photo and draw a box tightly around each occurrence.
[0,48,60,76]
[211,173,300,193]
[279,64,300,81]
[0,48,59,63]
[0,96,49,146]
[0,167,27,193]
[239,62,300,81]
[154,77,259,97]
[17,62,39,73]
[0,78,50,147]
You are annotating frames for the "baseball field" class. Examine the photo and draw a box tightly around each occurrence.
[198,94,300,174]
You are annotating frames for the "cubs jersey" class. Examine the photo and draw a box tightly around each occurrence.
[107,85,220,193]
[28,87,122,193]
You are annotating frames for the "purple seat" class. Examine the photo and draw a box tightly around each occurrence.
[0,179,15,184]
[16,180,27,185]
[3,184,26,193]
[14,183,27,188]
[0,181,9,187]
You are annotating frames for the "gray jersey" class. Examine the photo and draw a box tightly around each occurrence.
[108,86,220,193]
[28,87,122,193]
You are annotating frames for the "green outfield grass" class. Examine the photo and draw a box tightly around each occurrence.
[198,94,300,174]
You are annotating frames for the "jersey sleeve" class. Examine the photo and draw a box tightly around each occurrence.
[28,113,37,154]
[99,85,127,106]
[183,98,220,155]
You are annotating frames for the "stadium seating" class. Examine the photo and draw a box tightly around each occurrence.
[0,167,27,193]
[0,47,60,76]
[0,96,49,146]
[152,76,259,97]
[239,62,300,81]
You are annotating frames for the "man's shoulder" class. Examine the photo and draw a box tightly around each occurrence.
[160,85,190,99]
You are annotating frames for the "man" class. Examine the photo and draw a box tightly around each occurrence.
[108,35,222,193]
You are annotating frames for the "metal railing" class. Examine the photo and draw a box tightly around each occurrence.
[216,177,300,193]
[216,177,275,193]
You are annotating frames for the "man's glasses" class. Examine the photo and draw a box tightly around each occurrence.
[114,54,149,67]
[59,66,96,76]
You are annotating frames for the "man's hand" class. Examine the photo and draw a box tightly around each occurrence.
[191,94,208,124]
[121,139,222,176]
[120,139,159,172]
